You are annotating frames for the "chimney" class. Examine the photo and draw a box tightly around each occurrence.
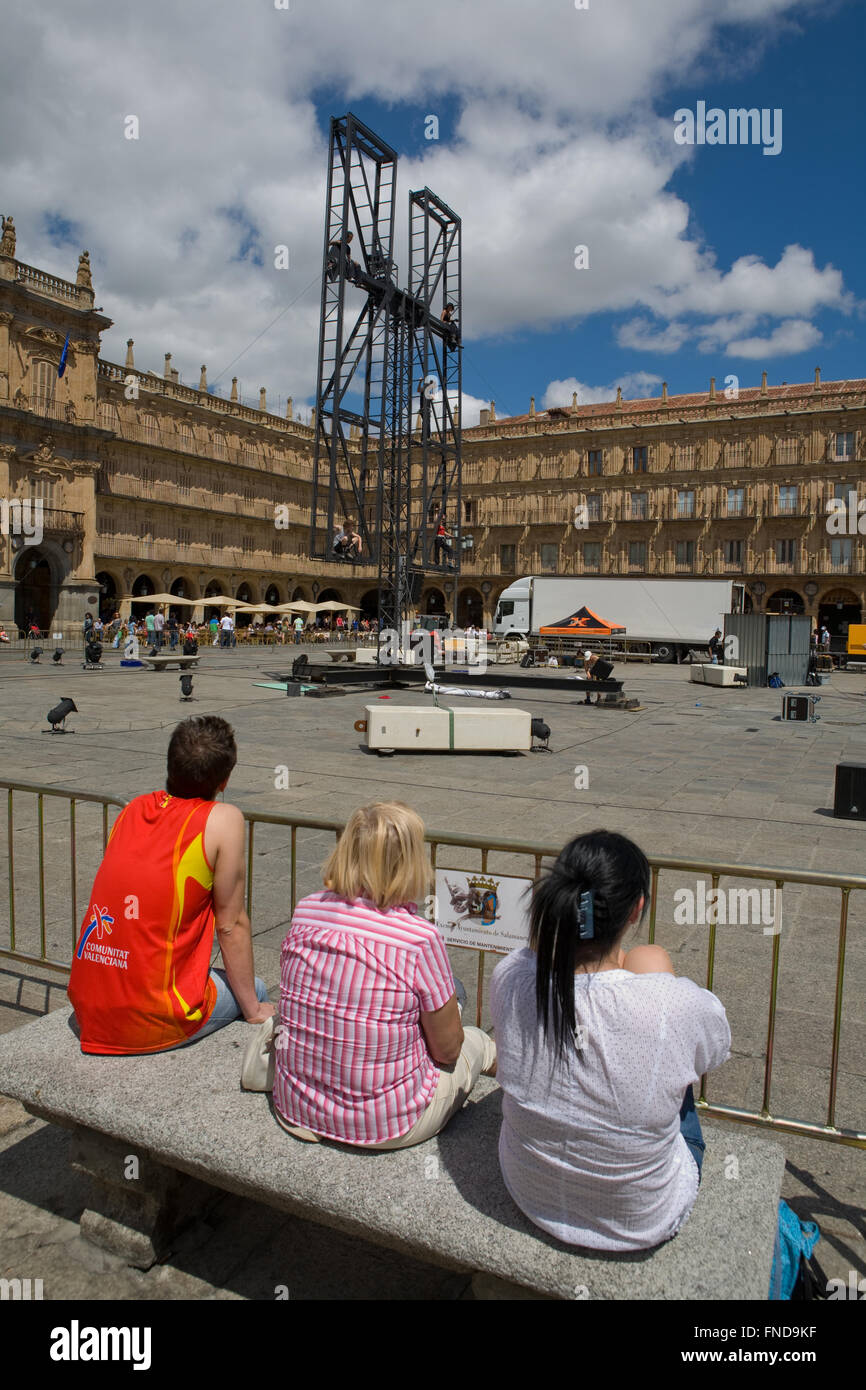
[199,365,208,391]
[661,381,668,404]
[814,366,821,390]
[529,396,536,417]
[760,370,768,396]
[259,387,267,412]
[164,352,172,380]
[479,408,490,427]
[125,339,135,369]
[286,396,293,420]
[230,377,238,402]
[489,400,496,422]
[709,377,716,401]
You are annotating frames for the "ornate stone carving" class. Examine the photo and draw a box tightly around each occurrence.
[0,310,13,326]
[13,387,27,410]
[0,215,15,257]
[24,326,63,347]
[65,401,77,424]
[76,251,93,289]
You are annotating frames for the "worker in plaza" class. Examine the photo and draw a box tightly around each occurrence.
[582,649,615,705]
[708,629,724,663]
[67,717,273,1055]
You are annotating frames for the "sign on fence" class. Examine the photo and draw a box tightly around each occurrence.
[434,868,533,954]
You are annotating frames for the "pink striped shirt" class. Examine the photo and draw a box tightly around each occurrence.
[273,891,456,1145]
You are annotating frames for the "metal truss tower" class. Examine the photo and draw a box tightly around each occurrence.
[309,113,462,650]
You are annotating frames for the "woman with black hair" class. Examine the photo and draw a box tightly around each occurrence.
[490,830,730,1251]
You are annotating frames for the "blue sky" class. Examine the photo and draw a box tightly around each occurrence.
[2,0,862,422]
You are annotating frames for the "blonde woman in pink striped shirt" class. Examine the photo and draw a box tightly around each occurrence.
[273,802,496,1148]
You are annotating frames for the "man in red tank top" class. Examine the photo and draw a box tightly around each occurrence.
[68,716,274,1054]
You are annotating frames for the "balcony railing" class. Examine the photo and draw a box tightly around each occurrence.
[15,261,89,304]
[41,508,86,536]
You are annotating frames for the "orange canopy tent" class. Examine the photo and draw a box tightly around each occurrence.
[539,605,627,639]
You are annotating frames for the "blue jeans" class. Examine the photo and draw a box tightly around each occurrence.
[680,1084,705,1178]
[170,969,269,1048]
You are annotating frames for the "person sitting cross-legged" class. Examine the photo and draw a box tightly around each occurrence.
[68,716,273,1054]
[274,801,496,1148]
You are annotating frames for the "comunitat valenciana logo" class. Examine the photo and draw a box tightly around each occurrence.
[49,1322,152,1371]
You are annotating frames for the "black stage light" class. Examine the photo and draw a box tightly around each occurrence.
[179,673,194,700]
[52,648,65,664]
[29,647,43,663]
[44,697,78,733]
[530,717,551,751]
[83,640,103,669]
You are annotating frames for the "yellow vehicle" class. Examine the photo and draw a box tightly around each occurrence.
[847,624,866,659]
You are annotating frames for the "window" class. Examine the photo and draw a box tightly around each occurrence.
[176,423,194,451]
[778,485,798,515]
[463,499,474,524]
[835,432,854,461]
[726,440,746,467]
[212,432,228,459]
[243,486,254,505]
[271,536,281,559]
[833,482,847,500]
[32,361,56,414]
[629,541,646,569]
[587,495,601,521]
[726,487,744,516]
[178,471,190,496]
[675,443,695,470]
[212,476,225,500]
[677,489,695,518]
[724,539,743,566]
[499,543,516,571]
[775,539,796,565]
[98,401,119,432]
[587,450,603,476]
[29,475,55,504]
[177,527,191,547]
[242,535,254,556]
[675,540,694,567]
[630,492,647,519]
[211,532,223,550]
[632,446,647,473]
[140,413,159,443]
[540,543,558,573]
[830,538,851,569]
[777,436,800,468]
[583,541,601,570]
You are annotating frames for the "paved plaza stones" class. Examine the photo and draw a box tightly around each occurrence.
[0,643,864,1298]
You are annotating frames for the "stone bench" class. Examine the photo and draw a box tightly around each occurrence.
[0,1006,784,1300]
[141,654,201,671]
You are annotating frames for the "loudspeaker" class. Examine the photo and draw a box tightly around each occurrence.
[833,762,866,820]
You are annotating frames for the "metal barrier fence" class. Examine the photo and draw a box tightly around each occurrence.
[1,779,863,1149]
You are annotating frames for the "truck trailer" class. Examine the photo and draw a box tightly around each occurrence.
[493,576,744,663]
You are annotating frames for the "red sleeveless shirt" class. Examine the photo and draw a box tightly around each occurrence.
[68,791,219,1054]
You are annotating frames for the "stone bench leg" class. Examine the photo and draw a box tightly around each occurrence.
[69,1126,217,1270]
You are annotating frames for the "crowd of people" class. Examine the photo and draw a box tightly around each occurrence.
[94,608,381,650]
[66,715,731,1254]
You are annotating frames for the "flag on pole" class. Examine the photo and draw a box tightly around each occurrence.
[57,333,70,378]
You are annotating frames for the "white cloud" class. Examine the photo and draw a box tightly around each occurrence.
[543,373,664,409]
[725,318,823,359]
[0,0,845,407]
[616,318,692,354]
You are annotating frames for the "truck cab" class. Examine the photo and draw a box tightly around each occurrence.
[494,579,532,639]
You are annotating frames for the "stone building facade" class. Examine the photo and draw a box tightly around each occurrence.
[1,219,863,639]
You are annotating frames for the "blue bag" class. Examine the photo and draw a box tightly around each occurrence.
[768,1199,821,1299]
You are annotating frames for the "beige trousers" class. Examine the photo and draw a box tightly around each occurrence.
[276,1026,496,1150]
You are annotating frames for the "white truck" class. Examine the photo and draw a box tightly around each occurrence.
[493,576,744,663]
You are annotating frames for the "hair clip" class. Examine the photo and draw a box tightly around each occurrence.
[576,890,595,941]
